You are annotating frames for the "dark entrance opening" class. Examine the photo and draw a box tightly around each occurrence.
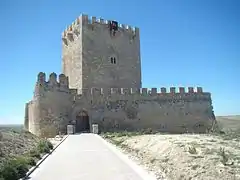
[75,111,90,133]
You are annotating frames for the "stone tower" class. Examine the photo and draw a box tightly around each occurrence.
[24,13,216,137]
[62,14,142,93]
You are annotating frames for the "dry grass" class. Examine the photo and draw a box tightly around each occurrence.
[102,116,240,180]
[104,133,240,180]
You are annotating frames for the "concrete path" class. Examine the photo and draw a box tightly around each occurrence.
[28,134,156,180]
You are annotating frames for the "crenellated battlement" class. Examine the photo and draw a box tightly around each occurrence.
[35,72,69,93]
[61,16,81,45]
[90,87,206,96]
[61,14,139,44]
[84,14,138,32]
[88,87,211,102]
[34,72,211,100]
[35,73,210,101]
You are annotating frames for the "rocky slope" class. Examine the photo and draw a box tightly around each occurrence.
[0,128,41,167]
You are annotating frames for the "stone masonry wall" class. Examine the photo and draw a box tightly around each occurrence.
[61,14,142,92]
[26,72,215,137]
[90,87,215,133]
[62,17,83,91]
[28,100,40,136]
[28,72,73,137]
[24,103,29,130]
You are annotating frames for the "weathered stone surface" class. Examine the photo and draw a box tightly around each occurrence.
[25,14,216,137]
[62,14,141,91]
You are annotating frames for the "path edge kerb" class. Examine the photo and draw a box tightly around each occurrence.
[22,135,69,180]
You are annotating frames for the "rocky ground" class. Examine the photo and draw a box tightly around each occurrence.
[103,131,240,180]
[0,128,41,167]
[48,135,65,147]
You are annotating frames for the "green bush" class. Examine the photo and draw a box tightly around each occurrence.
[14,158,29,178]
[29,149,41,159]
[0,139,54,180]
[0,161,19,180]
[37,139,53,154]
[0,156,29,180]
[25,156,36,166]
[0,155,38,180]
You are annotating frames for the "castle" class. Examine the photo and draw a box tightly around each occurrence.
[24,14,216,137]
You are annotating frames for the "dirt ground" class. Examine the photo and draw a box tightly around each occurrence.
[104,133,240,180]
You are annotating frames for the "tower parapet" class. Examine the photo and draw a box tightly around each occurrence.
[61,14,139,46]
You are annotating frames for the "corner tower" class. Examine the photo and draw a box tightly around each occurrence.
[62,14,142,93]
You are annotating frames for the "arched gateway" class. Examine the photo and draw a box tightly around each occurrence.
[75,111,90,133]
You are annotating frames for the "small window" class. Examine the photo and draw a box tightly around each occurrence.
[110,57,117,64]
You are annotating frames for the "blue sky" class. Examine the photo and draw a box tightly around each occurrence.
[0,0,239,124]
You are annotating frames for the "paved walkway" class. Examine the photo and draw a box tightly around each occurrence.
[28,134,156,180]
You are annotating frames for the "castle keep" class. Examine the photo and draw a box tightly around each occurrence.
[24,14,216,137]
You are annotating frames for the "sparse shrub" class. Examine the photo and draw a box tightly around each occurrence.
[219,147,228,165]
[101,131,142,139]
[29,149,41,159]
[38,141,50,153]
[116,131,128,137]
[120,143,128,149]
[162,157,169,163]
[141,128,154,134]
[111,139,124,146]
[191,164,200,170]
[13,157,29,177]
[0,154,39,180]
[219,130,226,134]
[150,157,157,163]
[37,139,53,154]
[0,160,19,180]
[188,145,197,154]
[12,130,18,133]
[25,156,36,166]
[0,156,29,180]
